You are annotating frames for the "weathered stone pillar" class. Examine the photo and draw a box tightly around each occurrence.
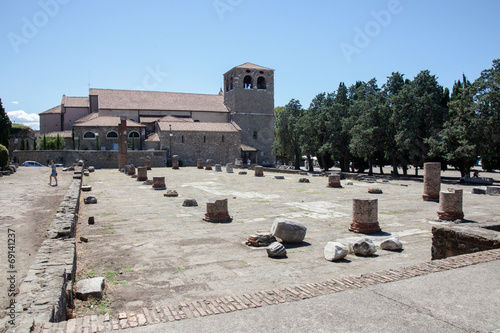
[118,118,127,170]
[205,160,212,170]
[226,163,234,173]
[437,188,464,220]
[152,177,166,190]
[144,158,151,170]
[254,165,264,177]
[127,165,136,176]
[327,174,342,188]
[203,199,232,223]
[349,198,381,234]
[172,155,179,169]
[137,166,148,181]
[215,164,222,172]
[197,159,204,169]
[423,162,441,201]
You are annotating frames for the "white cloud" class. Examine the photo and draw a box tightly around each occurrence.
[7,110,40,122]
[12,101,19,105]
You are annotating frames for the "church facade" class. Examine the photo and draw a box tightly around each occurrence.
[39,63,275,166]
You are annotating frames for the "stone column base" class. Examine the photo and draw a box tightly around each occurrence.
[349,221,381,234]
[327,183,342,188]
[422,194,439,201]
[437,210,464,221]
[203,213,232,223]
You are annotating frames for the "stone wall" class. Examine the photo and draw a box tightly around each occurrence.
[431,223,500,260]
[7,166,83,331]
[13,150,167,169]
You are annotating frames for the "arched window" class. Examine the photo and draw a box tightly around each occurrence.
[128,131,140,138]
[243,75,253,89]
[257,77,266,89]
[106,131,118,139]
[83,131,96,139]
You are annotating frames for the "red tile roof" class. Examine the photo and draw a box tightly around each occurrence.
[74,116,145,128]
[89,88,229,113]
[158,121,240,133]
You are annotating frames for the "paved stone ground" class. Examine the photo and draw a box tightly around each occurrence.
[74,167,500,318]
[0,167,73,316]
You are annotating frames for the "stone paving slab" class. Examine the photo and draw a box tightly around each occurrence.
[34,248,500,332]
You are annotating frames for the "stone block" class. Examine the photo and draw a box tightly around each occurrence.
[271,218,307,244]
[324,242,348,261]
[163,190,178,197]
[423,162,441,201]
[84,196,97,204]
[88,166,95,172]
[274,175,285,179]
[172,155,179,169]
[327,174,342,188]
[81,185,92,192]
[266,242,287,258]
[238,171,247,175]
[368,188,383,194]
[246,232,276,247]
[487,186,500,195]
[152,177,166,190]
[75,277,105,300]
[197,159,204,169]
[226,163,234,173]
[380,237,403,251]
[215,164,222,172]
[472,187,487,195]
[182,199,198,207]
[299,178,310,183]
[353,238,377,256]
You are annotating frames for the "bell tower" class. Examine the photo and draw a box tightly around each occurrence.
[223,63,275,165]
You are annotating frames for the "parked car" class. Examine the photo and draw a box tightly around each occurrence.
[21,161,44,167]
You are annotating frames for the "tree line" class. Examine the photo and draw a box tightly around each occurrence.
[273,59,500,177]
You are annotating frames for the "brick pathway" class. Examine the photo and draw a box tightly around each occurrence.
[33,248,500,332]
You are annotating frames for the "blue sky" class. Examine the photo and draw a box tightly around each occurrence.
[1,0,499,130]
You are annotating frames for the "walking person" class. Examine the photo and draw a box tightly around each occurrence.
[49,160,58,186]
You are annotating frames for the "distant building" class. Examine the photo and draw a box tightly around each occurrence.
[39,63,275,166]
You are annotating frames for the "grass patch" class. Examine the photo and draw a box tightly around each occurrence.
[84,297,111,315]
[295,189,308,193]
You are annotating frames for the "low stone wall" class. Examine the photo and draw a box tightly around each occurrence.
[13,150,167,169]
[431,223,500,260]
[8,165,83,332]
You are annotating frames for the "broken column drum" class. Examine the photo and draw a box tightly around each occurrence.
[327,174,342,188]
[437,188,464,220]
[203,199,232,223]
[254,166,264,177]
[144,159,152,170]
[215,164,222,172]
[137,166,148,181]
[349,198,381,234]
[197,159,204,169]
[127,165,136,176]
[172,155,179,169]
[423,162,441,201]
[152,176,166,190]
[205,160,212,170]
[226,163,234,173]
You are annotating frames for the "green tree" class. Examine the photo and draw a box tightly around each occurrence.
[272,99,304,169]
[348,79,388,175]
[33,137,37,150]
[0,144,8,169]
[474,59,500,171]
[56,134,62,150]
[428,75,479,177]
[131,136,136,151]
[0,99,12,148]
[72,127,75,150]
[41,134,47,150]
[20,137,25,150]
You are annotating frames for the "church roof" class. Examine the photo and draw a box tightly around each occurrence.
[89,89,229,113]
[39,105,62,115]
[234,62,274,71]
[74,116,145,128]
[158,121,240,133]
[63,96,89,107]
[74,113,99,124]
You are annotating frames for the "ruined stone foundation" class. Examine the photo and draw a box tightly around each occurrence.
[349,198,381,234]
[203,199,232,223]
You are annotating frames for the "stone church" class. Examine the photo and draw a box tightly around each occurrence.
[39,63,275,166]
